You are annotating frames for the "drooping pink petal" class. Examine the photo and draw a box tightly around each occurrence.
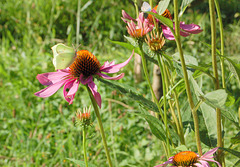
[121,10,136,22]
[200,159,221,167]
[194,163,204,167]
[36,71,69,85]
[35,79,67,98]
[180,22,203,34]
[179,30,190,37]
[63,79,77,104]
[198,160,210,167]
[161,25,175,40]
[201,147,219,158]
[154,157,174,167]
[88,81,102,108]
[100,50,134,73]
[63,79,80,104]
[97,73,124,80]
[100,61,116,70]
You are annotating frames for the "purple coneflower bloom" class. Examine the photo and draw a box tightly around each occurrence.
[35,48,133,108]
[155,147,221,167]
[122,11,153,38]
[140,2,203,40]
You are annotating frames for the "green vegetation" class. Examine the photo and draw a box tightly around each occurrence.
[1,0,240,166]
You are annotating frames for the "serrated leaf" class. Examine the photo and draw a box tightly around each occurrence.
[179,0,194,17]
[97,77,159,113]
[147,12,173,29]
[136,113,166,142]
[67,158,97,167]
[157,0,171,15]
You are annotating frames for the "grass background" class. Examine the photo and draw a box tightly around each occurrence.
[0,0,240,166]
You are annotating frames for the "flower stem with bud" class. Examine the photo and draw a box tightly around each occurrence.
[87,87,113,167]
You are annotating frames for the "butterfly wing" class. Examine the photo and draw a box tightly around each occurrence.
[141,2,151,12]
[52,43,75,70]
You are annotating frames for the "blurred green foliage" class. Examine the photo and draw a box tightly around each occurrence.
[0,0,240,166]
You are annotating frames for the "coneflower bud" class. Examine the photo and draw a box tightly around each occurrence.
[76,106,92,127]
[145,31,165,51]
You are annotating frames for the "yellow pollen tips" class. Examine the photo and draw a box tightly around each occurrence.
[173,151,198,166]
[145,31,165,51]
[69,50,100,78]
[131,29,145,38]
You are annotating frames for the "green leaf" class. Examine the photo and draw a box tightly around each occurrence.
[224,57,240,86]
[219,147,240,158]
[179,0,194,17]
[97,77,160,113]
[204,89,228,107]
[67,158,97,167]
[156,0,170,15]
[136,112,166,142]
[109,40,141,55]
[147,12,173,29]
[124,35,139,47]
[199,90,240,129]
[231,131,240,144]
[189,75,217,147]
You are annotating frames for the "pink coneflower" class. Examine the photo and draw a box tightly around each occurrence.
[155,147,221,167]
[122,11,153,38]
[35,49,133,108]
[141,2,203,40]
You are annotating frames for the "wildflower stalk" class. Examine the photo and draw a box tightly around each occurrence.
[139,43,170,157]
[162,58,185,145]
[76,0,81,46]
[209,0,223,165]
[134,0,139,18]
[173,0,202,155]
[214,0,225,88]
[87,88,113,167]
[83,126,88,167]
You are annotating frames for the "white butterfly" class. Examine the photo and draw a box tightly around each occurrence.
[141,2,151,12]
[52,43,76,70]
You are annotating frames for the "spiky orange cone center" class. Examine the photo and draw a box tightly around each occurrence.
[173,151,198,166]
[69,50,100,78]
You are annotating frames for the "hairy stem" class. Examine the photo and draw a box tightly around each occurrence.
[83,126,88,167]
[173,0,202,155]
[87,88,113,167]
[209,0,223,164]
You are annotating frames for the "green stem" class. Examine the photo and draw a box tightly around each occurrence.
[164,62,185,145]
[214,0,225,89]
[156,55,170,156]
[87,88,113,167]
[173,0,202,155]
[214,1,225,166]
[209,0,223,164]
[139,44,170,157]
[83,126,88,167]
[134,0,139,18]
[76,0,81,46]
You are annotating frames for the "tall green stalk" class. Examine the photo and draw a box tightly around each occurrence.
[83,126,88,167]
[209,0,223,165]
[139,43,170,157]
[87,88,113,167]
[214,0,225,89]
[173,0,202,155]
